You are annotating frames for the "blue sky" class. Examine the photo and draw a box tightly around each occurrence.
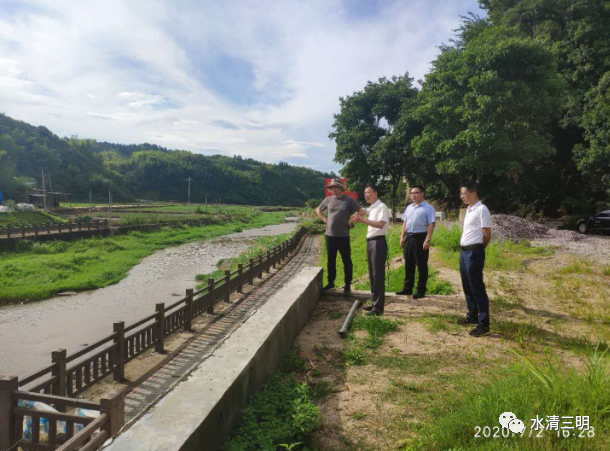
[0,0,484,173]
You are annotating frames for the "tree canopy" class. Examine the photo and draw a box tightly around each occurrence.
[330,0,610,216]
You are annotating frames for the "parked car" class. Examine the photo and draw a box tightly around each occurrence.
[577,210,610,234]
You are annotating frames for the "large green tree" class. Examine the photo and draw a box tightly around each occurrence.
[480,0,610,210]
[330,74,419,217]
[413,23,562,211]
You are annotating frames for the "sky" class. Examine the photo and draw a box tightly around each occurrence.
[0,0,484,174]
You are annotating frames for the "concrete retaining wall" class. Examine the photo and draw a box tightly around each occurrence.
[105,266,323,451]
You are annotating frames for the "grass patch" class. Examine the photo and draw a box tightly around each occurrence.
[355,265,454,295]
[432,224,554,271]
[195,233,294,287]
[559,263,593,275]
[342,316,403,367]
[225,350,321,451]
[319,223,402,286]
[412,348,610,450]
[0,211,289,303]
[0,210,68,226]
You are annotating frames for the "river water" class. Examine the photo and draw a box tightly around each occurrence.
[0,221,297,378]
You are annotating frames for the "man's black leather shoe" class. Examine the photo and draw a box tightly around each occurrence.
[344,285,351,295]
[365,309,383,316]
[322,283,335,292]
[469,325,490,337]
[413,292,426,299]
[395,289,412,296]
[457,317,478,325]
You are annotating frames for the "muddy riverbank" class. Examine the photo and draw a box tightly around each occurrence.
[0,221,297,378]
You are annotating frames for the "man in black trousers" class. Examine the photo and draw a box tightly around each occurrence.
[316,179,364,294]
[396,185,436,299]
[352,184,390,315]
[457,181,492,337]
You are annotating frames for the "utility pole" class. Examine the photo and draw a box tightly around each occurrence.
[108,190,113,222]
[41,168,48,212]
[186,177,192,215]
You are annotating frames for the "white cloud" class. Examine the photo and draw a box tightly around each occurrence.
[0,0,483,171]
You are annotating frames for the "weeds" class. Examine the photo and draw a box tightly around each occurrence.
[413,347,610,450]
[224,351,320,451]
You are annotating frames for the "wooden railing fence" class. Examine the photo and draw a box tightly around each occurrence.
[0,376,125,451]
[1,227,307,450]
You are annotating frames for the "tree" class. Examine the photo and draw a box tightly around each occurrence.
[412,24,562,210]
[330,74,419,218]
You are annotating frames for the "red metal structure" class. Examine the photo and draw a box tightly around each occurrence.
[324,178,357,200]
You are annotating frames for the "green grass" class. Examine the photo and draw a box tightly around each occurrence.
[0,211,68,226]
[0,211,289,303]
[432,224,554,271]
[355,265,454,295]
[195,233,294,287]
[343,315,403,366]
[319,223,403,286]
[224,350,321,451]
[411,348,610,451]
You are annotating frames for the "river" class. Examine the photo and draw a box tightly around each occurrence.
[0,220,298,378]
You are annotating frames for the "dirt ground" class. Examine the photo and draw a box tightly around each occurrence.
[294,243,610,450]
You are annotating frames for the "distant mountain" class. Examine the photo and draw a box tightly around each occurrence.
[0,114,331,206]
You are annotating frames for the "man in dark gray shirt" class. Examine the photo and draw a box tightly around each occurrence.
[316,179,364,294]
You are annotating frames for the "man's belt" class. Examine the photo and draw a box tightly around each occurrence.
[407,232,427,237]
[367,235,387,242]
[461,243,485,251]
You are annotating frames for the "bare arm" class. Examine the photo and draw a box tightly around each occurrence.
[482,228,491,247]
[400,219,407,246]
[423,222,435,250]
[315,207,327,224]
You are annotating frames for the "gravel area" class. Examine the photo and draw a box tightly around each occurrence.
[491,214,610,263]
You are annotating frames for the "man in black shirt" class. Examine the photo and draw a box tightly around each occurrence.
[316,179,364,294]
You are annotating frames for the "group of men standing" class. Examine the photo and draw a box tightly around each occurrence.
[316,179,492,337]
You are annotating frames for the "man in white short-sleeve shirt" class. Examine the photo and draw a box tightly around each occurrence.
[353,184,389,315]
[457,181,492,337]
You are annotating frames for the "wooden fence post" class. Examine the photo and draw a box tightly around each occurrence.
[100,389,126,438]
[237,264,243,293]
[34,224,38,236]
[57,222,62,234]
[113,322,126,382]
[266,251,271,273]
[258,255,263,278]
[78,220,82,231]
[68,222,73,232]
[0,376,19,451]
[21,223,25,238]
[224,270,231,302]
[207,279,215,314]
[87,220,91,231]
[155,303,166,353]
[51,349,67,400]
[249,259,255,285]
[185,289,194,332]
[6,226,10,239]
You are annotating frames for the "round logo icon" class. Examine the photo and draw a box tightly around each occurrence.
[499,412,517,428]
[509,418,525,434]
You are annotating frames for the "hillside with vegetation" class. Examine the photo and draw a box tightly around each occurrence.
[0,113,330,206]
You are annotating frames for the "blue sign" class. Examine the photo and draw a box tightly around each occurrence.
[0,190,4,204]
